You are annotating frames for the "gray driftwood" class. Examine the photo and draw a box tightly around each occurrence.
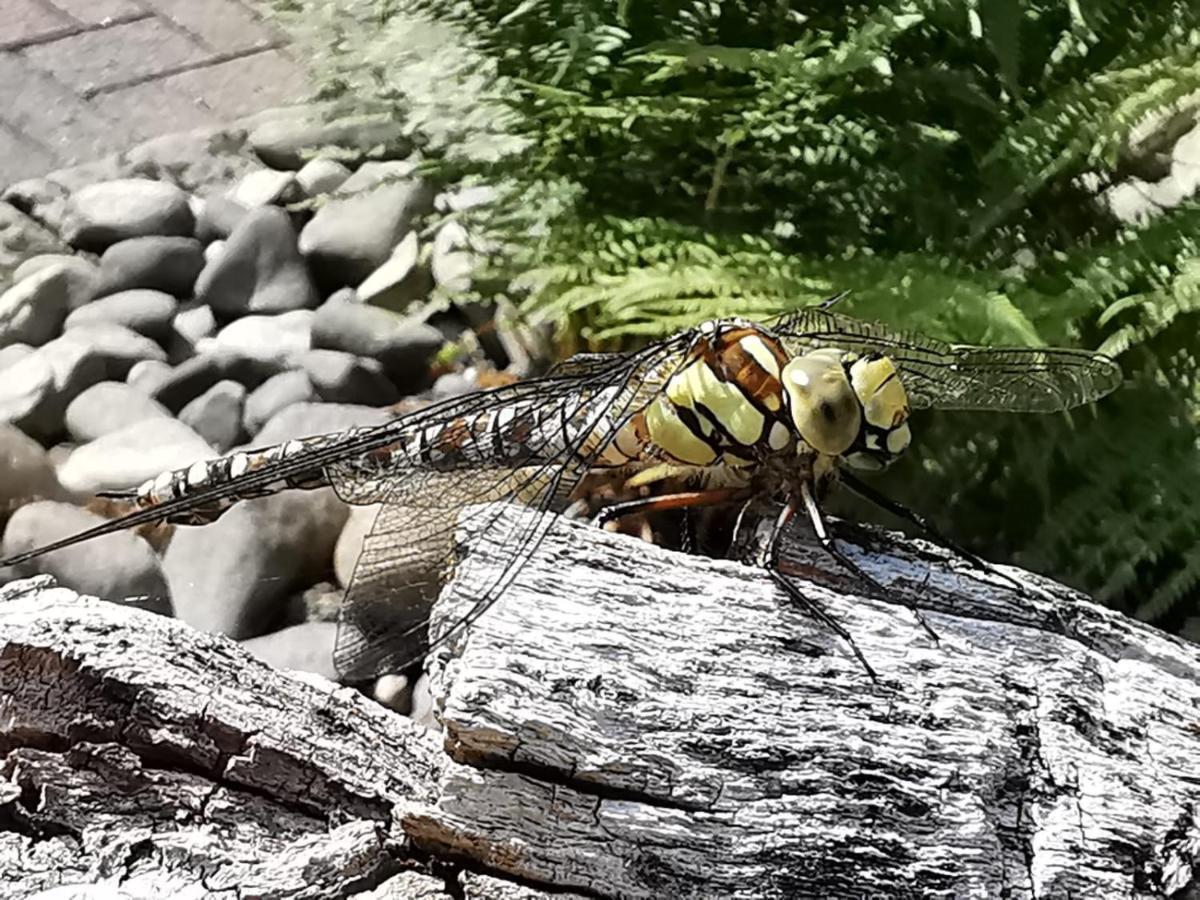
[1,503,1199,899]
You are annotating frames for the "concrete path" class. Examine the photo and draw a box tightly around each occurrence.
[1,0,306,186]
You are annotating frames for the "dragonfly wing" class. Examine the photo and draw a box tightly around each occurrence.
[332,464,571,680]
[325,332,695,680]
[774,308,1122,412]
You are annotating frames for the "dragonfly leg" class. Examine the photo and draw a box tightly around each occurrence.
[800,481,940,644]
[765,542,878,682]
[838,470,1030,596]
[747,496,874,680]
[591,488,750,528]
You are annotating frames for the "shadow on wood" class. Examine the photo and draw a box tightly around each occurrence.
[1,502,1198,898]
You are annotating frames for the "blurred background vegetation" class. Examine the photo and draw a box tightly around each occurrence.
[269,0,1200,636]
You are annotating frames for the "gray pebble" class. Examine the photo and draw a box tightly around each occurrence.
[0,265,76,348]
[126,358,173,395]
[193,195,250,244]
[296,157,351,196]
[243,370,316,436]
[94,236,204,298]
[61,179,195,250]
[178,379,246,452]
[252,401,389,446]
[2,500,170,610]
[372,673,412,713]
[164,488,348,640]
[299,349,399,406]
[149,351,283,413]
[171,303,217,347]
[283,580,342,625]
[0,424,66,518]
[0,325,167,441]
[312,297,443,393]
[55,417,214,495]
[229,169,300,208]
[63,381,172,442]
[195,206,320,316]
[298,160,433,288]
[13,253,100,291]
[0,343,32,372]
[354,231,431,309]
[206,309,313,366]
[431,371,476,399]
[64,289,177,341]
[241,622,339,680]
[334,503,379,588]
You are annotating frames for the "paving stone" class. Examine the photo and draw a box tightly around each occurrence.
[45,0,144,22]
[0,0,72,48]
[155,49,305,120]
[139,0,280,54]
[23,17,208,93]
[0,125,51,188]
[0,50,123,165]
[90,79,223,144]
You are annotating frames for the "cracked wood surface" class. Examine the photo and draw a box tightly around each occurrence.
[421,504,1200,899]
[0,503,1198,898]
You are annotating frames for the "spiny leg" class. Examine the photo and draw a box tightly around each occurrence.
[838,470,1031,596]
[768,570,878,681]
[591,488,750,529]
[596,487,879,679]
[800,481,940,644]
[761,500,877,680]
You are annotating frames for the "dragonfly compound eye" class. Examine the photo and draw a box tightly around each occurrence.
[780,352,862,456]
[849,355,909,430]
[842,355,913,469]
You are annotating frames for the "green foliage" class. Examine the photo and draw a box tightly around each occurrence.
[274,0,1200,630]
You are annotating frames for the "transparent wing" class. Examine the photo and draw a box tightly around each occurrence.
[327,331,696,680]
[773,308,1122,412]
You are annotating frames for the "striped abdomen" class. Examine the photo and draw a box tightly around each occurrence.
[126,388,629,525]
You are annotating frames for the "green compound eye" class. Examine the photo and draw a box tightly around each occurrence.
[780,352,862,457]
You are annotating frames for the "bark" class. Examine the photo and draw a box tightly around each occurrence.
[1,503,1198,899]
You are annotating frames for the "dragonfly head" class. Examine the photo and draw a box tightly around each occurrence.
[780,350,911,470]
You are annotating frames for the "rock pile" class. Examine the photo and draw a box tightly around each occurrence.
[0,108,504,717]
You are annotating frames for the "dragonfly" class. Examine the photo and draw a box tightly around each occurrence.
[0,304,1123,681]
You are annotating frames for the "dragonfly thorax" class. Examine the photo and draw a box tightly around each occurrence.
[640,320,912,472]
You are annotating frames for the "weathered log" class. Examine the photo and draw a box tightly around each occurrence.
[1,503,1198,899]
